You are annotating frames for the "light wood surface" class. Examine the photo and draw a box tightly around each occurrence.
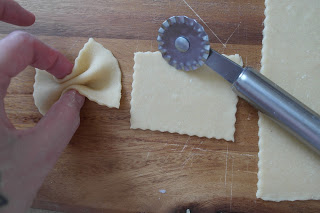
[1,0,319,212]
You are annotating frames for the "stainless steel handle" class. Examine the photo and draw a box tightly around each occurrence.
[232,67,320,154]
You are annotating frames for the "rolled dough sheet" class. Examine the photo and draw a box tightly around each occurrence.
[33,38,122,115]
[130,51,243,141]
[257,0,320,201]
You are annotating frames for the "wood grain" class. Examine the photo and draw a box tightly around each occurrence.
[0,0,264,45]
[1,0,320,212]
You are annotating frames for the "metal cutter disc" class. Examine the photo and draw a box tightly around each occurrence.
[157,16,210,71]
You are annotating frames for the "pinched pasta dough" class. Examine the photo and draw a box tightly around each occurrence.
[33,38,122,115]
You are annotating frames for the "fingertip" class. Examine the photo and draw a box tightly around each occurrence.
[51,90,85,132]
[24,11,35,26]
[75,91,86,106]
[48,53,74,79]
[60,90,85,110]
[0,0,36,26]
[18,9,36,26]
[0,30,74,81]
[30,40,73,79]
[35,90,85,137]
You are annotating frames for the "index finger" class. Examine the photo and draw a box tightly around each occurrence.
[0,0,35,26]
[0,31,73,98]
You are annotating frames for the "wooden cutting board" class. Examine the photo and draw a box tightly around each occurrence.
[1,0,320,212]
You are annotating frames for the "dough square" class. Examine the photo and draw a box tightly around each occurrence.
[257,0,320,201]
[130,51,243,141]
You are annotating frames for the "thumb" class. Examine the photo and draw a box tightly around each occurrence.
[31,90,85,155]
[0,90,85,212]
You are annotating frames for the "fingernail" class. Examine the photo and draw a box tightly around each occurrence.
[51,56,74,79]
[63,90,85,108]
[74,90,85,106]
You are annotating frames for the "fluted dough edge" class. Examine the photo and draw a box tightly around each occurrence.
[33,38,122,115]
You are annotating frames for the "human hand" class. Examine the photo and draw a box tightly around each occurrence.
[0,26,85,213]
[0,31,85,213]
[0,2,85,212]
[0,0,35,26]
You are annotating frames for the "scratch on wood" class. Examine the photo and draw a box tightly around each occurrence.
[180,136,190,152]
[187,141,204,167]
[239,153,257,157]
[181,153,194,169]
[242,171,257,174]
[193,147,207,152]
[224,144,229,187]
[192,141,207,152]
[224,23,241,48]
[202,149,257,159]
[135,39,139,52]
[230,158,234,212]
[168,143,180,151]
[181,0,225,47]
[146,152,150,161]
[180,144,201,169]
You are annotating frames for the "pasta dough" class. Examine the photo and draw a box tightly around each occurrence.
[257,0,320,201]
[130,51,243,141]
[33,38,122,115]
